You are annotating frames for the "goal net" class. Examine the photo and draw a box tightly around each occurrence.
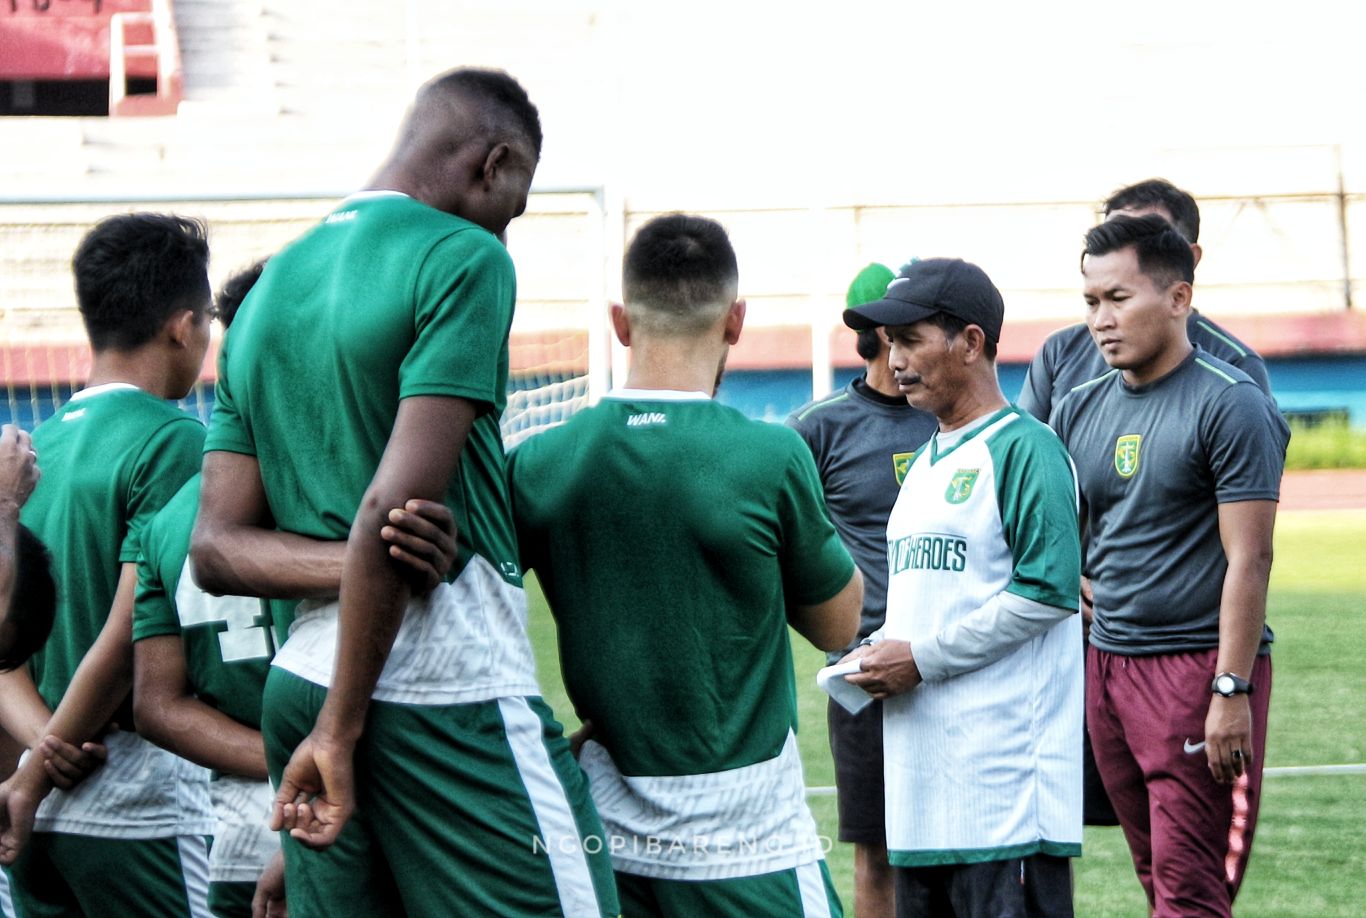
[0,188,612,445]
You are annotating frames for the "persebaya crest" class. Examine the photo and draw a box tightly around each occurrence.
[1114,434,1142,479]
[893,451,915,486]
[945,468,979,504]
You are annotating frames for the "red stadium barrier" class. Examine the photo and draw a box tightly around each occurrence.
[1,0,182,115]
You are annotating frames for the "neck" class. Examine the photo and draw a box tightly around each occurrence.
[85,349,176,399]
[936,374,1008,432]
[1122,336,1193,387]
[863,355,902,398]
[622,336,726,396]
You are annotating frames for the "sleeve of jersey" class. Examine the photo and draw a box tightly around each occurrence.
[504,443,542,575]
[996,424,1082,610]
[777,436,856,605]
[120,419,206,563]
[131,549,180,643]
[203,335,254,456]
[399,232,516,410]
[1204,382,1289,503]
[1234,354,1274,396]
[1016,346,1053,422]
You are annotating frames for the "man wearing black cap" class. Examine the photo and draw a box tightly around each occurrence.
[840,259,1083,918]
[788,263,937,918]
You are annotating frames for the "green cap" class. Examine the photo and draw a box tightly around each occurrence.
[846,263,895,309]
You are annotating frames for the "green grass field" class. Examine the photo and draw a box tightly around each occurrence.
[524,509,1366,916]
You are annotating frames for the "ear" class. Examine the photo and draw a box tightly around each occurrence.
[723,299,746,345]
[1170,280,1193,315]
[1189,242,1203,269]
[959,324,988,363]
[610,302,631,346]
[165,309,198,349]
[480,142,511,187]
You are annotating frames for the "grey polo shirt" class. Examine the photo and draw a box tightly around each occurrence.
[788,378,938,663]
[1052,348,1289,655]
[1019,311,1272,422]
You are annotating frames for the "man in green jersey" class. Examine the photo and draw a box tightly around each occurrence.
[509,214,862,917]
[129,264,458,918]
[0,213,217,917]
[192,69,618,916]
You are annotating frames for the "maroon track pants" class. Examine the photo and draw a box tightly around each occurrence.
[1086,647,1272,918]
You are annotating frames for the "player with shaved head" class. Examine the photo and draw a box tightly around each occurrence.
[191,68,617,916]
[510,214,862,917]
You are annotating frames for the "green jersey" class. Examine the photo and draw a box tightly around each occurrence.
[509,390,854,880]
[510,391,854,776]
[131,474,274,729]
[19,383,213,840]
[22,385,206,714]
[130,474,280,887]
[205,192,537,705]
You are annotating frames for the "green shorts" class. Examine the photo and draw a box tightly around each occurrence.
[261,667,619,917]
[615,860,842,917]
[208,879,254,918]
[4,832,209,918]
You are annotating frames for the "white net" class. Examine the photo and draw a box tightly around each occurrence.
[0,189,609,440]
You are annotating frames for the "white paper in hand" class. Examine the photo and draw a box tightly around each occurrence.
[817,658,874,714]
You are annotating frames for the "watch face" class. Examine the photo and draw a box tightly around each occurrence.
[1216,675,1235,694]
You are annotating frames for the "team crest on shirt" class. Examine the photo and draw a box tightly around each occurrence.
[893,452,915,485]
[1114,434,1143,479]
[945,468,979,504]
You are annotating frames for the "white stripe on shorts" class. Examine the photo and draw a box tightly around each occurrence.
[0,869,15,918]
[499,697,602,917]
[796,860,834,918]
[178,835,214,918]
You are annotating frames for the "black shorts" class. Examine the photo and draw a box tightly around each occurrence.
[894,854,1073,918]
[827,697,885,846]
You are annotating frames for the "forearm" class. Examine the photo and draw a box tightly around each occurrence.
[136,696,267,780]
[0,670,51,749]
[42,628,131,747]
[1216,556,1270,679]
[914,591,1073,682]
[192,525,344,600]
[0,500,18,615]
[40,563,139,746]
[314,510,409,744]
[789,569,863,652]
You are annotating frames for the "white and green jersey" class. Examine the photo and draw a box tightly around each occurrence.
[205,191,537,704]
[20,384,213,839]
[131,474,277,882]
[882,406,1082,867]
[509,390,856,879]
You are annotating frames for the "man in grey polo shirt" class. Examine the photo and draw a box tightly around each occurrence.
[1020,177,1274,829]
[1053,214,1288,918]
[1020,178,1271,424]
[788,263,937,918]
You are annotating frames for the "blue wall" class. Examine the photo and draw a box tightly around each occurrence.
[715,356,1366,425]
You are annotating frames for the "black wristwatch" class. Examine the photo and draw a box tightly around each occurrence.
[1211,672,1254,697]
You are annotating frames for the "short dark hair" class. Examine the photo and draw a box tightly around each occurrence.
[924,311,997,361]
[214,258,267,331]
[1103,178,1200,244]
[623,214,739,334]
[1083,213,1195,288]
[0,526,57,672]
[73,213,210,352]
[425,68,543,159]
[855,329,884,361]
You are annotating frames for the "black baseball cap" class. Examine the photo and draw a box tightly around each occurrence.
[842,257,1004,344]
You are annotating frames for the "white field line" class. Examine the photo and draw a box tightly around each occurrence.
[804,763,1366,796]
